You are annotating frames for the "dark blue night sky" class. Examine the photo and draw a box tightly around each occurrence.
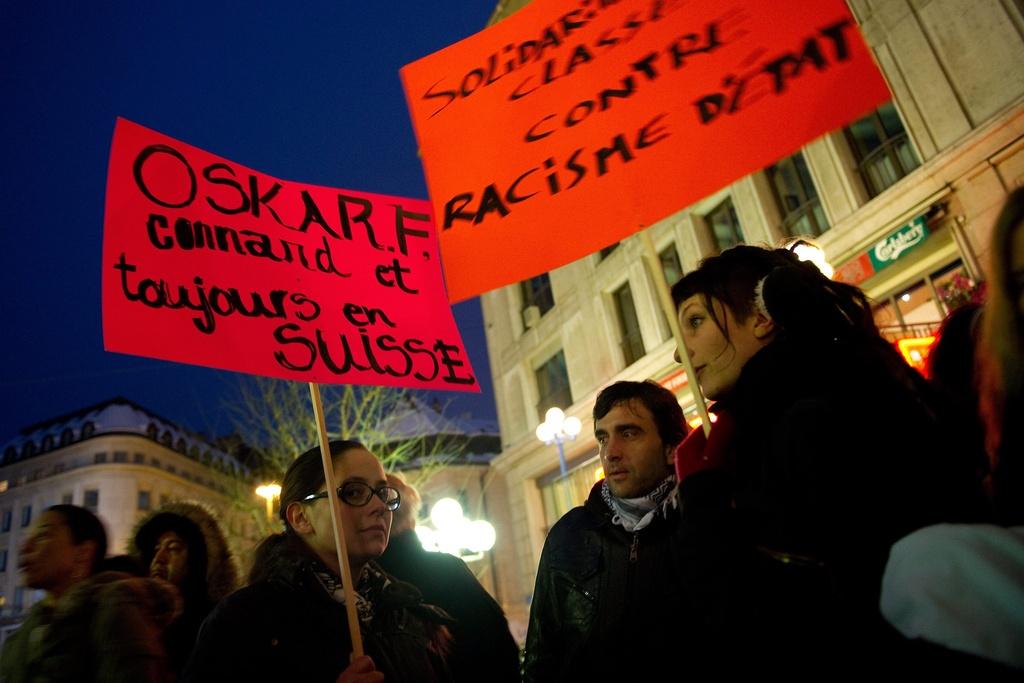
[0,2,497,441]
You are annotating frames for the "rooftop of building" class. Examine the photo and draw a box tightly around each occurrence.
[377,396,500,468]
[1,396,246,475]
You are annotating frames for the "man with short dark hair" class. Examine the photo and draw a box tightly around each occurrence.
[0,505,179,683]
[523,381,690,682]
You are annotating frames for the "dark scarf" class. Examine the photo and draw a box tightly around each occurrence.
[312,561,392,625]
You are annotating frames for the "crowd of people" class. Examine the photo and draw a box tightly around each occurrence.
[1,190,1021,680]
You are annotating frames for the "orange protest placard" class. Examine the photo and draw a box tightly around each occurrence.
[402,0,891,302]
[102,118,478,392]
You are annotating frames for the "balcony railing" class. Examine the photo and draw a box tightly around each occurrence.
[878,322,940,343]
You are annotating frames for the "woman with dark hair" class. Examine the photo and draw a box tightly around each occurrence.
[669,245,989,667]
[978,187,1024,525]
[183,440,452,683]
[927,302,987,476]
[879,191,1024,671]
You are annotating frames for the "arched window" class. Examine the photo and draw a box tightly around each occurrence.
[161,431,173,447]
[60,428,74,446]
[175,438,187,454]
[41,435,55,452]
[3,447,17,465]
[21,441,36,458]
[844,102,920,198]
[80,422,95,439]
[146,423,159,440]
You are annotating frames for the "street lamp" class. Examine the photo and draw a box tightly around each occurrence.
[535,407,582,475]
[415,497,496,561]
[255,483,281,522]
[785,238,835,279]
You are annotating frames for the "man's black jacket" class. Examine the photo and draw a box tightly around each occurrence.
[522,480,740,682]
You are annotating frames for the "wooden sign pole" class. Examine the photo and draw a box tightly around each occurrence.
[640,232,712,436]
[308,382,365,657]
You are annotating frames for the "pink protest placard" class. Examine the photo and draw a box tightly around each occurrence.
[102,118,478,392]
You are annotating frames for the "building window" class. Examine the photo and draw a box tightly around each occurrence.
[598,242,620,260]
[0,549,7,572]
[94,452,108,464]
[520,274,555,321]
[20,506,31,528]
[1,509,11,533]
[539,457,603,529]
[80,422,95,439]
[60,428,74,446]
[535,350,572,419]
[873,260,966,339]
[113,451,128,463]
[160,494,171,507]
[845,102,920,197]
[167,465,177,475]
[138,490,151,511]
[612,283,645,367]
[83,490,99,513]
[706,198,744,252]
[61,493,73,505]
[659,244,683,286]
[133,453,145,464]
[767,152,829,237]
[524,274,557,317]
[150,458,161,468]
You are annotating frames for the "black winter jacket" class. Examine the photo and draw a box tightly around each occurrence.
[522,481,739,682]
[182,535,452,683]
[376,530,520,683]
[680,338,992,668]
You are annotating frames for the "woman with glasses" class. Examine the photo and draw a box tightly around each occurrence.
[183,440,453,683]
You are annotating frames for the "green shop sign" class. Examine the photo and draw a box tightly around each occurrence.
[868,215,930,272]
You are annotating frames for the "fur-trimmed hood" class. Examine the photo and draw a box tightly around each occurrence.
[132,501,239,604]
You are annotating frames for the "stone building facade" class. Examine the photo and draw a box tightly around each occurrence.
[0,398,257,633]
[481,0,1024,626]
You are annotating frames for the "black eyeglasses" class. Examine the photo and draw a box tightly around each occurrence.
[302,481,401,511]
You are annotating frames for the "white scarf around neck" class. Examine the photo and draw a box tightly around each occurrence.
[601,475,677,532]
